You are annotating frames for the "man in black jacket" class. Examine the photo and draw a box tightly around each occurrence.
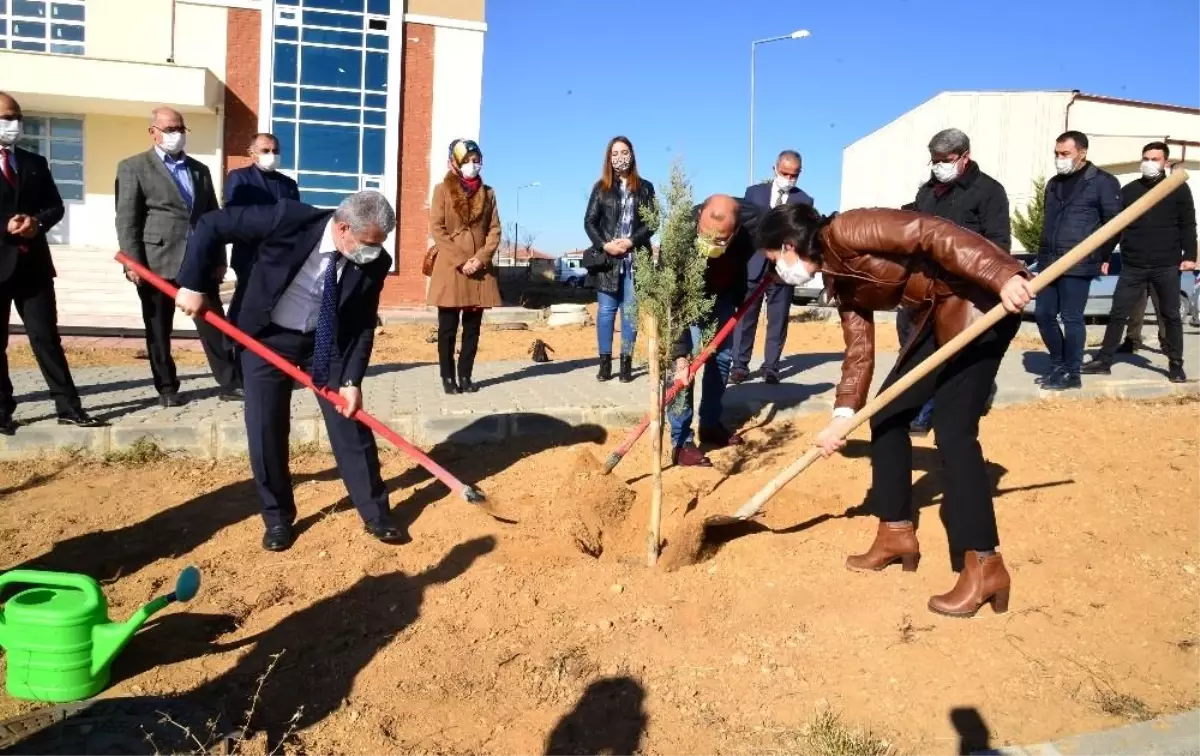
[1034,131,1122,390]
[666,195,754,467]
[1082,142,1196,383]
[900,128,1011,434]
[0,92,100,434]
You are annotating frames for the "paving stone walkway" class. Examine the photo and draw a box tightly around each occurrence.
[982,709,1200,755]
[2,333,1197,459]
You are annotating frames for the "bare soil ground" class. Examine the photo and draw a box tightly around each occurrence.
[0,397,1196,754]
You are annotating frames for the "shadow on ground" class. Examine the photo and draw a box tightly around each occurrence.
[545,676,647,755]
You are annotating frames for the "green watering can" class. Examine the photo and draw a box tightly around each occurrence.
[0,566,201,702]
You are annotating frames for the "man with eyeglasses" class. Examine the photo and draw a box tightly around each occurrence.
[116,106,240,407]
[224,133,300,322]
[900,128,1011,435]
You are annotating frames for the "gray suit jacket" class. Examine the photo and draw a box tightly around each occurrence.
[115,148,220,280]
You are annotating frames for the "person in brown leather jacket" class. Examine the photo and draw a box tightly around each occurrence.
[755,202,1035,618]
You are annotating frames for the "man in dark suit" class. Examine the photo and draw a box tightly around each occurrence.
[224,133,300,315]
[730,149,815,385]
[174,191,403,551]
[0,92,100,433]
[115,106,240,407]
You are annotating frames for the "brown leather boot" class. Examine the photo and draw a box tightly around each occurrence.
[928,551,1011,617]
[845,521,920,572]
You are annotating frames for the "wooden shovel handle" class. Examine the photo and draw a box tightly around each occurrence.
[730,169,1190,521]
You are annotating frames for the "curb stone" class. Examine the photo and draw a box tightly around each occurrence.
[977,709,1200,755]
[1,378,1194,461]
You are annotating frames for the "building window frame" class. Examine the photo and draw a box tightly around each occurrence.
[269,1,389,210]
[17,113,85,204]
[0,0,87,55]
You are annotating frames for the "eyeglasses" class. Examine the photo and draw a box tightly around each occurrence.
[153,126,190,135]
[256,148,281,155]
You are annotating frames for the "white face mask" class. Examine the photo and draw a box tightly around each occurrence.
[460,162,480,179]
[775,254,813,287]
[160,131,186,155]
[1140,160,1163,179]
[1054,156,1077,176]
[773,174,796,192]
[346,243,384,265]
[931,160,959,184]
[256,152,280,172]
[0,119,22,147]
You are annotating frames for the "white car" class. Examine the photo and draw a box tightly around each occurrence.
[791,272,831,306]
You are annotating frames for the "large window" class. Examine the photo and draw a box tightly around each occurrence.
[270,0,389,208]
[0,0,86,55]
[18,115,84,201]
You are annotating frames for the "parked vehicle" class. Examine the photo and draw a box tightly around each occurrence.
[791,273,831,306]
[556,257,589,288]
[1021,250,1199,322]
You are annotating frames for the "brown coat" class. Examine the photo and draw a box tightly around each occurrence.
[822,208,1029,410]
[427,173,502,308]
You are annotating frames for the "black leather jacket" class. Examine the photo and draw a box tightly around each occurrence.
[583,178,656,293]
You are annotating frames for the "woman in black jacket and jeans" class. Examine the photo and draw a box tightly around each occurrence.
[583,136,655,382]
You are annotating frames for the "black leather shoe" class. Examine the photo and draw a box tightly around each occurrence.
[698,424,743,448]
[728,367,749,385]
[763,369,781,385]
[1115,339,1139,354]
[262,525,294,552]
[441,378,459,395]
[1035,367,1065,386]
[597,355,613,382]
[458,377,478,393]
[219,388,245,402]
[365,519,406,544]
[0,413,15,436]
[57,410,105,428]
[1169,365,1188,384]
[618,355,633,383]
[1043,372,1082,391]
[1080,359,1112,375]
[159,392,186,408]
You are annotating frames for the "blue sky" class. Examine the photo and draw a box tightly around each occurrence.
[476,0,1200,254]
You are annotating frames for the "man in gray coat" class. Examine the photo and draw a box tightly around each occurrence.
[116,106,240,406]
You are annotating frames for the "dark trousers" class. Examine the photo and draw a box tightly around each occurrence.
[1034,274,1092,376]
[1123,280,1166,347]
[868,314,1019,554]
[668,293,738,447]
[242,325,389,529]
[732,279,793,373]
[137,281,240,395]
[895,306,935,426]
[0,278,83,416]
[1097,264,1183,368]
[437,307,483,380]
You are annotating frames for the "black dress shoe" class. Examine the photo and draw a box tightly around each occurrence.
[365,519,406,544]
[159,392,186,408]
[219,388,245,402]
[262,525,294,552]
[698,424,742,448]
[1080,359,1112,375]
[763,370,781,385]
[0,413,15,436]
[1169,365,1188,384]
[442,378,459,395]
[458,377,478,393]
[1035,367,1065,386]
[1115,339,1139,354]
[57,410,105,428]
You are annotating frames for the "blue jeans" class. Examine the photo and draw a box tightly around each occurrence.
[668,295,737,448]
[596,265,637,356]
[1034,275,1092,375]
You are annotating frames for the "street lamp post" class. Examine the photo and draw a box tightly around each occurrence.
[513,181,540,266]
[749,29,810,185]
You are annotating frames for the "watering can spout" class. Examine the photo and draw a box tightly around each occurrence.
[90,566,201,678]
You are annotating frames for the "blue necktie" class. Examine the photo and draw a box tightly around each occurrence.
[311,251,340,388]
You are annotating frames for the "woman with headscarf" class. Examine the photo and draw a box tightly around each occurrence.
[582,136,656,383]
[753,202,1035,618]
[428,138,501,394]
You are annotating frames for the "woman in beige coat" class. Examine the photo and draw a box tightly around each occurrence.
[428,138,501,394]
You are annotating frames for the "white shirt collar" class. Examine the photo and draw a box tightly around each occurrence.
[320,219,344,260]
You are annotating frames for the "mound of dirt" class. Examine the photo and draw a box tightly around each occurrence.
[543,449,637,557]
[658,516,709,571]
